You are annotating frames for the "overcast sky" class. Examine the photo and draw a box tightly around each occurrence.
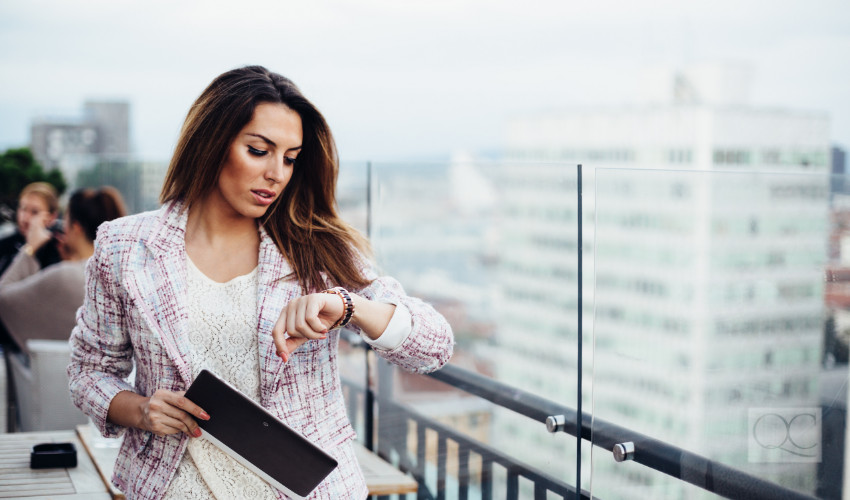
[1,0,848,163]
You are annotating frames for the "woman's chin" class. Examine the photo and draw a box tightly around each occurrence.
[241,205,272,220]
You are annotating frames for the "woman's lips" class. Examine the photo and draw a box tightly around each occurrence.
[251,190,276,206]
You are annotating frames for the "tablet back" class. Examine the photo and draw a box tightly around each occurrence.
[184,369,338,499]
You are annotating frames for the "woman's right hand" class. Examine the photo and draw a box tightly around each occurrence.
[139,389,210,438]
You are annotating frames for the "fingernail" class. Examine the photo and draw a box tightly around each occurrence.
[193,428,202,438]
[200,411,210,420]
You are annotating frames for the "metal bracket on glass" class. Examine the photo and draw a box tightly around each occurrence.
[545,415,566,433]
[613,442,635,462]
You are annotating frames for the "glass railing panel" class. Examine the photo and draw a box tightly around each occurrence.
[336,161,372,441]
[337,161,371,235]
[367,160,585,496]
[590,167,843,499]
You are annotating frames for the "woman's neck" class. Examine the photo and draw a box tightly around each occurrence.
[185,197,260,248]
[65,241,94,261]
[184,196,261,282]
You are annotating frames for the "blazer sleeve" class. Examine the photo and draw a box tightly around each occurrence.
[350,257,454,374]
[67,225,135,438]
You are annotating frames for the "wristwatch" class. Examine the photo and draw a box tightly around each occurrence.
[322,287,355,329]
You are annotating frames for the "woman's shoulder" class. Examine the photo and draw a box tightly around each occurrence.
[94,204,177,254]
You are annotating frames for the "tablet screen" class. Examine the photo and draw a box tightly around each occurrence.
[185,369,338,498]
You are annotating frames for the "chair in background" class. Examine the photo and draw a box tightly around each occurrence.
[7,339,88,431]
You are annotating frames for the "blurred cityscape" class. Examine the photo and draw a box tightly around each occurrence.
[6,62,848,499]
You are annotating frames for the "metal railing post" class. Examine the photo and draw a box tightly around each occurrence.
[364,160,375,452]
[364,347,375,452]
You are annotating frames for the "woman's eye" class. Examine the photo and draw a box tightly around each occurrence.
[284,157,297,166]
[247,145,268,156]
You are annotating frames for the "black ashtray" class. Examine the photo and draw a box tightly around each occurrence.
[30,442,77,469]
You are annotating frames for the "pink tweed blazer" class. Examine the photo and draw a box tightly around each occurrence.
[67,200,454,500]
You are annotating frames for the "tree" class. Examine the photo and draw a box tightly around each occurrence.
[0,147,67,214]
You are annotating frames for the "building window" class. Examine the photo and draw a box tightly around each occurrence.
[713,149,751,165]
[668,149,693,164]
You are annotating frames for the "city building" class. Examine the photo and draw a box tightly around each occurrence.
[30,101,130,172]
[497,63,833,498]
[326,64,839,497]
[28,99,170,214]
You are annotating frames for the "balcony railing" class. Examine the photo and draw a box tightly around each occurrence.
[340,333,817,500]
[67,159,848,498]
[328,162,845,499]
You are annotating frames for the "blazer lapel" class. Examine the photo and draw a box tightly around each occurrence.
[131,205,298,394]
[132,200,194,387]
[255,225,297,403]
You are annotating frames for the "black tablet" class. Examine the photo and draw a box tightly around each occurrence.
[184,369,338,499]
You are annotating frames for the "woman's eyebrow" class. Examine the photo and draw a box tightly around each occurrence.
[247,133,276,147]
[246,133,302,152]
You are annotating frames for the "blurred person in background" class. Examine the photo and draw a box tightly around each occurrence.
[68,65,453,499]
[0,187,126,356]
[0,181,64,347]
[0,182,63,276]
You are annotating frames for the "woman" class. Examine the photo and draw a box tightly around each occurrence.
[0,181,63,347]
[68,66,453,500]
[0,182,62,277]
[0,187,125,355]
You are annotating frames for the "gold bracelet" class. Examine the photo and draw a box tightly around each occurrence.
[21,244,35,257]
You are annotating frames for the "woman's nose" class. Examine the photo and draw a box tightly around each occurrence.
[265,156,286,182]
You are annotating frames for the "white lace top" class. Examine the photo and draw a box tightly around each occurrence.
[162,258,279,500]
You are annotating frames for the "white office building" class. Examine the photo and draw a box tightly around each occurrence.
[30,101,130,172]
[492,63,832,498]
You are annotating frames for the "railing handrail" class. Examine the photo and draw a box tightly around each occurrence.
[426,362,817,500]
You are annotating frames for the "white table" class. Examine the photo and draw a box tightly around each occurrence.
[0,430,111,499]
[76,424,417,497]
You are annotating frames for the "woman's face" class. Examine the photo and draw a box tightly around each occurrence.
[17,193,54,235]
[213,102,303,221]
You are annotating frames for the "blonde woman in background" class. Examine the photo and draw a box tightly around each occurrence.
[0,182,63,347]
[0,182,62,276]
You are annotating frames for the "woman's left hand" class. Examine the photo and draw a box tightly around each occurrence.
[271,293,344,362]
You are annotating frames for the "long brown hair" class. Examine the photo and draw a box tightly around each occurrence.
[160,65,371,292]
